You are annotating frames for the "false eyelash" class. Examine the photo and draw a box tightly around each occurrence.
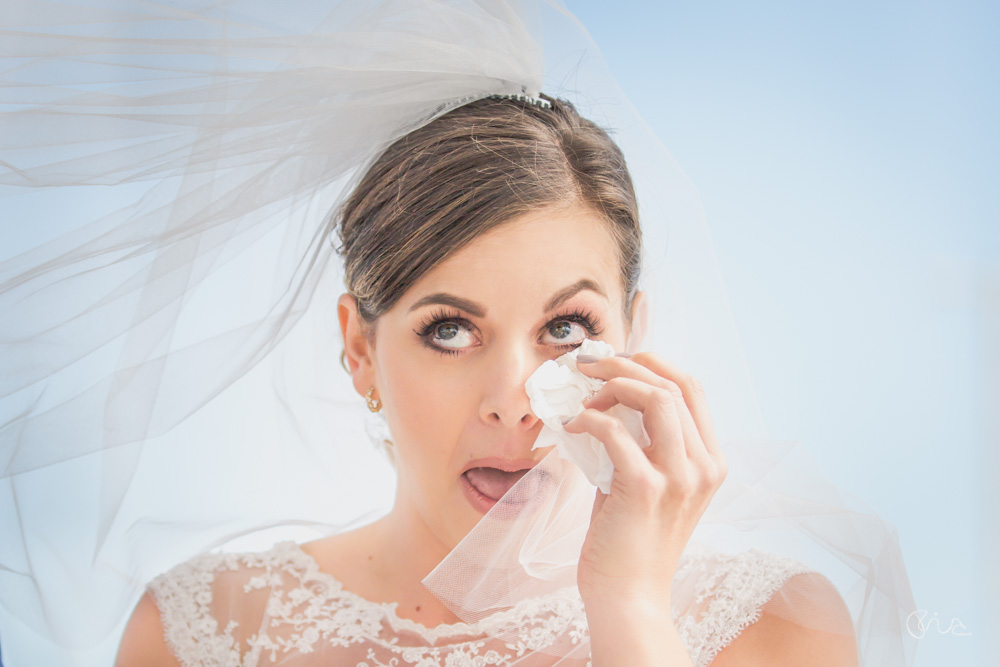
[413,306,605,357]
[415,307,472,339]
[414,308,474,357]
[550,307,605,339]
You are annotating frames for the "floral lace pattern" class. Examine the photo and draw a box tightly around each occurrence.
[149,540,814,666]
[671,542,817,666]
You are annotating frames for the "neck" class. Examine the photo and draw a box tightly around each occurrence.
[365,487,464,625]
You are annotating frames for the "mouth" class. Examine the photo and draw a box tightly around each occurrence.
[460,458,549,514]
[463,467,531,502]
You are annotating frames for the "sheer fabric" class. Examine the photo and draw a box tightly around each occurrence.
[150,540,821,667]
[0,1,916,665]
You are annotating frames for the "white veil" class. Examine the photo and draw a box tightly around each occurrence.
[0,1,916,665]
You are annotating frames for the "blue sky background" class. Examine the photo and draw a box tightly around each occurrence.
[566,1,997,664]
[0,2,995,665]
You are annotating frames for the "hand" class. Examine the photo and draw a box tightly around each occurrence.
[564,352,728,607]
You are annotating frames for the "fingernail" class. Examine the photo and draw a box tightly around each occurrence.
[577,354,598,363]
[615,352,633,358]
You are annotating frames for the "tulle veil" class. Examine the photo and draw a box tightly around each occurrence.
[0,1,916,665]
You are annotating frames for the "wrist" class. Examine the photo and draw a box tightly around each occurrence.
[583,592,675,628]
[585,596,692,667]
[579,577,674,614]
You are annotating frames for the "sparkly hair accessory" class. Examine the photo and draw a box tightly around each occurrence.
[485,92,552,109]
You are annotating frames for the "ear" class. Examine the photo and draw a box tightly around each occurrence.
[338,293,377,399]
[626,289,649,353]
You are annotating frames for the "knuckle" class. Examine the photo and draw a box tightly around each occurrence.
[661,381,683,401]
[630,474,665,505]
[650,388,674,411]
[689,375,707,398]
[569,408,593,427]
[629,351,651,365]
[608,416,630,439]
[662,378,680,393]
[668,477,695,500]
[641,351,663,366]
[700,466,721,490]
[606,376,629,391]
[583,409,617,437]
[702,456,729,491]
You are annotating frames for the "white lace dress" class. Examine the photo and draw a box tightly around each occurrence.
[149,540,817,666]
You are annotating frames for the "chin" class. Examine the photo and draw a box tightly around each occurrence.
[442,505,484,547]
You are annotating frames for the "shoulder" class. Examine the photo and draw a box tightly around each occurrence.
[115,591,178,667]
[115,542,310,667]
[675,544,858,667]
[709,570,859,667]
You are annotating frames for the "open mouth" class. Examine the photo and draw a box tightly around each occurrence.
[461,464,552,515]
[463,467,530,502]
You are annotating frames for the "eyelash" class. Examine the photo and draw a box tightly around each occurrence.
[413,307,605,357]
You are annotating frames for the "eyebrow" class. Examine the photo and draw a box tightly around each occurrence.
[408,278,607,317]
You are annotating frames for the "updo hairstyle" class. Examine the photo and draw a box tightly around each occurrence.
[334,94,642,342]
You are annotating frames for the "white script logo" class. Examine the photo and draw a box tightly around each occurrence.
[906,609,972,638]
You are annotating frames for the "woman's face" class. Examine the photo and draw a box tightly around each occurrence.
[340,202,641,550]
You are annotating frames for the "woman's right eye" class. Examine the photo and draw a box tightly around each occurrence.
[414,311,480,355]
[429,321,477,350]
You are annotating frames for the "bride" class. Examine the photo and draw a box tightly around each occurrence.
[114,94,855,666]
[0,1,914,666]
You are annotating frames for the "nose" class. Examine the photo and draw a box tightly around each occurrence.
[479,343,542,430]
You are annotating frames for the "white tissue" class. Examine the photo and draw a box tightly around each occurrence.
[524,339,650,493]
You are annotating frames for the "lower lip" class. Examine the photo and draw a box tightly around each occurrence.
[461,471,500,514]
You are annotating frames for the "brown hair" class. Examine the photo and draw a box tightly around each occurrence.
[334,94,641,340]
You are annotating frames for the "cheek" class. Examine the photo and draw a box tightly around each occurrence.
[378,346,473,464]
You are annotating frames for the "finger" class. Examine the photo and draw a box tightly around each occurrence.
[580,376,687,471]
[579,358,705,463]
[580,353,722,460]
[563,408,653,484]
[629,353,721,460]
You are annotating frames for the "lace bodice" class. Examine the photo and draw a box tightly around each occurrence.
[149,541,816,666]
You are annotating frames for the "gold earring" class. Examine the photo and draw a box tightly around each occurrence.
[365,386,382,412]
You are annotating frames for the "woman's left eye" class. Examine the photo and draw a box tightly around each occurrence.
[541,319,588,346]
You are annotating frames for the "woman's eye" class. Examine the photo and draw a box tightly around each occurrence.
[419,311,597,354]
[542,320,587,345]
[430,321,477,349]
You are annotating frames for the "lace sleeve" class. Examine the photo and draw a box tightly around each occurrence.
[147,544,302,667]
[672,544,818,667]
[147,551,245,666]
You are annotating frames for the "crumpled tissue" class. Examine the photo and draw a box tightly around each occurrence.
[524,338,650,493]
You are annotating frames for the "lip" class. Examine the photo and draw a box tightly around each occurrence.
[461,471,500,514]
[460,456,551,516]
[461,456,539,475]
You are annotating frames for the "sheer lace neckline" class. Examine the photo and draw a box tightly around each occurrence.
[149,537,816,666]
[277,539,718,641]
[274,540,578,643]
